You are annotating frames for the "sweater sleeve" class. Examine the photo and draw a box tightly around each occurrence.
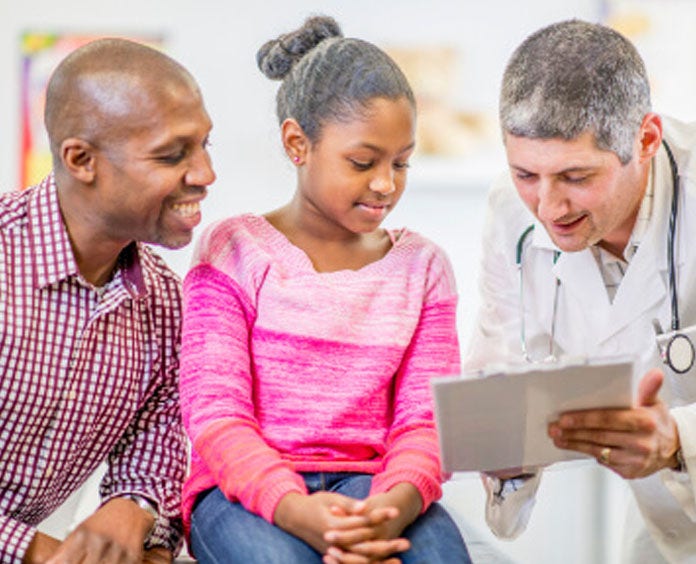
[370,247,460,511]
[180,264,307,523]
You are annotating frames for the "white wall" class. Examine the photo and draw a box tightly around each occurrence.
[1,1,641,562]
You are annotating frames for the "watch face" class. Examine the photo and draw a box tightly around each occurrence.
[666,333,695,374]
[125,495,158,518]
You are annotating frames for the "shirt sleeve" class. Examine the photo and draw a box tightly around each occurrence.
[0,516,36,564]
[180,264,307,524]
[369,247,460,511]
[99,319,188,553]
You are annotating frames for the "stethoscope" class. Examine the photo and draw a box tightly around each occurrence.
[516,140,695,373]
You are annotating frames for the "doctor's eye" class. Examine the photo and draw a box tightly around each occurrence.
[562,174,590,185]
[514,171,537,182]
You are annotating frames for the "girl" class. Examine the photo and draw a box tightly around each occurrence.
[180,16,471,564]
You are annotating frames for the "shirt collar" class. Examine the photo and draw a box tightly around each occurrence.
[621,161,655,263]
[28,174,80,288]
[28,173,148,298]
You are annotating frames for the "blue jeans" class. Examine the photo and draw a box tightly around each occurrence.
[190,472,471,564]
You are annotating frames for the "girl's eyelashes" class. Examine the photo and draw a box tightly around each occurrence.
[349,158,374,170]
[348,159,411,171]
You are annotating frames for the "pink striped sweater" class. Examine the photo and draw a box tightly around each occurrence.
[179,214,460,533]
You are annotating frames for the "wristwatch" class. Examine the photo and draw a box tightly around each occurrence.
[121,494,158,536]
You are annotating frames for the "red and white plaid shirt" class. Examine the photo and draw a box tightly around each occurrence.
[0,175,187,562]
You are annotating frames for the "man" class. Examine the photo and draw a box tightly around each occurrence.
[465,20,696,563]
[0,38,215,563]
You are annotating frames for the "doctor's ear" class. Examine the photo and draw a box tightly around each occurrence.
[637,113,663,163]
[60,138,97,183]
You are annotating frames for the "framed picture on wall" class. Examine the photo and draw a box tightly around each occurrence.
[19,32,164,189]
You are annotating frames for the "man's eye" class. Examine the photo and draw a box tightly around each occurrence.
[515,172,536,181]
[159,151,185,164]
[564,175,589,184]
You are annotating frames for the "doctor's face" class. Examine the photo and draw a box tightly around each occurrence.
[505,130,649,257]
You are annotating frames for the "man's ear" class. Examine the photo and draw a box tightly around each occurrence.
[637,112,663,163]
[281,118,310,166]
[60,138,97,183]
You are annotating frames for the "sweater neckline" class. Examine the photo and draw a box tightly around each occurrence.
[247,214,409,276]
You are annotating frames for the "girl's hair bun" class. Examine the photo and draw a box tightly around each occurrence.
[257,15,343,80]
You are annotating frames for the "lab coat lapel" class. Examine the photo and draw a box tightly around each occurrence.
[592,145,676,344]
[552,249,611,339]
[532,220,611,332]
[604,245,667,342]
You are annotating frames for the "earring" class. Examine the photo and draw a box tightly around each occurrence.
[292,156,300,164]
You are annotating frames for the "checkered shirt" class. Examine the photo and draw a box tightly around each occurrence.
[0,175,187,562]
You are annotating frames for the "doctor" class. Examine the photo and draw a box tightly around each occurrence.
[465,19,696,563]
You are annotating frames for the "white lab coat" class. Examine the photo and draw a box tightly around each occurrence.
[465,116,696,563]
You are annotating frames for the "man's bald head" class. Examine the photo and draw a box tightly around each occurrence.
[45,38,201,167]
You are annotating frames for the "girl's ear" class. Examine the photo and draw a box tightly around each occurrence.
[60,138,97,183]
[281,119,309,166]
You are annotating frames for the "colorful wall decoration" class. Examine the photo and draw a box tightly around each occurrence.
[19,32,163,188]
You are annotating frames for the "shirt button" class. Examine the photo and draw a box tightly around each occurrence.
[67,389,77,400]
[45,465,54,478]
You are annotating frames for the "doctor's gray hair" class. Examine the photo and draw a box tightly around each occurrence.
[500,19,651,164]
[256,15,415,143]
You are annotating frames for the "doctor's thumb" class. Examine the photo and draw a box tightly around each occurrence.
[635,368,664,407]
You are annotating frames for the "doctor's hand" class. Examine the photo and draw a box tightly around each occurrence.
[548,369,681,479]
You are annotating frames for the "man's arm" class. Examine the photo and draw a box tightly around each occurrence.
[99,368,188,555]
[0,514,47,564]
[27,498,154,564]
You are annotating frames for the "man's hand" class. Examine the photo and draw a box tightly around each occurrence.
[142,547,173,564]
[36,497,154,564]
[548,369,681,479]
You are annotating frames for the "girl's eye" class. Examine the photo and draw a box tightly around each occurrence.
[393,161,410,170]
[349,159,373,171]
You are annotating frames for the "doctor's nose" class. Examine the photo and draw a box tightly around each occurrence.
[536,181,568,222]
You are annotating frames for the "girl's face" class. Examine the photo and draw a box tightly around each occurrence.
[296,96,415,237]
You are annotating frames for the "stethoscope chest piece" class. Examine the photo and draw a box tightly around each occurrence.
[664,333,695,374]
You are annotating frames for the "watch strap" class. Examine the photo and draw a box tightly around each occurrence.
[120,494,158,537]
